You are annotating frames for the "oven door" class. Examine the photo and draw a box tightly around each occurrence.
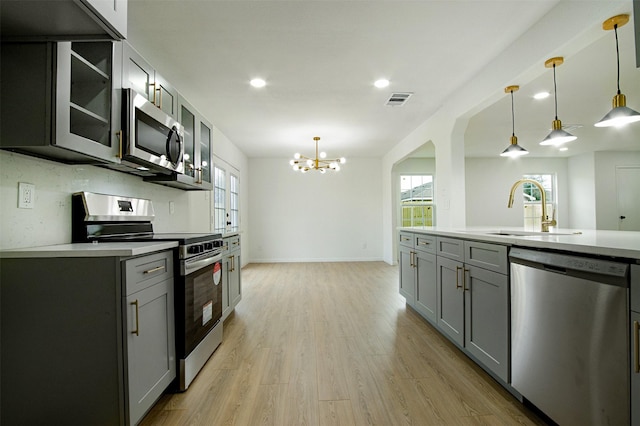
[177,253,223,358]
[123,88,184,174]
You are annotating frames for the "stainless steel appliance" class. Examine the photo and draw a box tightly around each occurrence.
[510,247,629,425]
[119,88,184,175]
[72,191,223,391]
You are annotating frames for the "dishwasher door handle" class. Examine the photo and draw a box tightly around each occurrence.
[635,321,639,373]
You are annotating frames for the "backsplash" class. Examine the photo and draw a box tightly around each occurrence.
[0,151,212,250]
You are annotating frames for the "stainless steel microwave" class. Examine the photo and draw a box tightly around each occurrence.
[121,88,184,174]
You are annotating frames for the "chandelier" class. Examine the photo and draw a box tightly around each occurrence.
[289,137,346,173]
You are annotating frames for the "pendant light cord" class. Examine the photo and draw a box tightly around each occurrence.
[510,90,515,136]
[615,24,621,94]
[553,64,558,120]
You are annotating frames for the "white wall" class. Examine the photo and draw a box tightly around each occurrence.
[465,157,568,228]
[567,152,596,230]
[594,151,640,230]
[248,157,383,262]
[0,126,248,253]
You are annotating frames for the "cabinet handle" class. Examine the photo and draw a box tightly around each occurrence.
[151,82,157,105]
[455,266,462,289]
[117,130,123,159]
[157,85,163,109]
[131,300,140,336]
[635,321,639,373]
[143,265,165,275]
[229,255,235,272]
[463,268,469,291]
[417,241,430,246]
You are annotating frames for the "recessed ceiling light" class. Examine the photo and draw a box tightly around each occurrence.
[250,78,266,88]
[534,91,550,100]
[559,147,568,151]
[374,79,390,88]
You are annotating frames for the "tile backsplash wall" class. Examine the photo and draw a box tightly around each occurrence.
[0,151,212,249]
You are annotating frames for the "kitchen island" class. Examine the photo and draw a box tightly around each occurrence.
[398,226,640,425]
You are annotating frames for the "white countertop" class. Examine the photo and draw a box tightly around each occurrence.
[0,241,178,258]
[400,226,640,261]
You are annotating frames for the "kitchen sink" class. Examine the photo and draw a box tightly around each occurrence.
[485,230,577,236]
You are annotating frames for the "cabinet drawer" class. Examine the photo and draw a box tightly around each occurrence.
[464,241,508,274]
[399,231,414,248]
[124,250,173,295]
[436,237,464,261]
[224,235,241,253]
[415,235,436,254]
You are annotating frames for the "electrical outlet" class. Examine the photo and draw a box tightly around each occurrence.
[169,201,175,215]
[18,182,35,209]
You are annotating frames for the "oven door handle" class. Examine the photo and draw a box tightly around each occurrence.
[184,254,222,276]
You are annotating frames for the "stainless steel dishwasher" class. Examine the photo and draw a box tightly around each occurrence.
[510,248,629,426]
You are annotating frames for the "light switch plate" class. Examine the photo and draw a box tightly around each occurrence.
[18,182,35,209]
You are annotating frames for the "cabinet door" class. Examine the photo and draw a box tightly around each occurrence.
[464,265,509,382]
[125,278,176,426]
[122,43,155,102]
[154,72,177,118]
[80,0,128,39]
[178,97,197,181]
[399,244,415,306]
[229,252,242,308]
[222,254,232,320]
[55,41,120,162]
[632,311,640,426]
[199,118,213,189]
[436,256,464,347]
[415,250,437,324]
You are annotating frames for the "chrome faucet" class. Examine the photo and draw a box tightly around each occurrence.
[508,179,557,232]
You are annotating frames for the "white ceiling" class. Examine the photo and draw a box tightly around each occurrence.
[126,1,639,161]
[465,12,640,158]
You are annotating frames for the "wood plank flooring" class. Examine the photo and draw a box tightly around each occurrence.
[140,262,547,426]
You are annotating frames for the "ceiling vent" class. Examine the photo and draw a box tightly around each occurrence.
[386,92,413,107]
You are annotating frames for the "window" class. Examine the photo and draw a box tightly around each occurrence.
[522,174,556,230]
[213,161,241,234]
[400,175,434,227]
[229,173,239,232]
[214,166,226,233]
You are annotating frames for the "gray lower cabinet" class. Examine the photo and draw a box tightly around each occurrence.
[222,235,242,320]
[631,265,640,425]
[398,231,438,325]
[123,252,176,425]
[0,250,175,426]
[399,242,416,305]
[435,237,509,382]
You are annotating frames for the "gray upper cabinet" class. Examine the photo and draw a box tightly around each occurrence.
[145,95,214,190]
[0,0,127,40]
[1,41,122,164]
[122,42,178,119]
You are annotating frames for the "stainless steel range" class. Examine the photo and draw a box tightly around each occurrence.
[72,191,223,391]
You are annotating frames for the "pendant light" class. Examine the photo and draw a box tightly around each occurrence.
[500,85,529,157]
[594,14,640,128]
[540,57,577,145]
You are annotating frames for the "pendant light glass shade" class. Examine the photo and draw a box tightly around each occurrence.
[500,85,529,157]
[540,57,577,146]
[594,14,640,128]
[594,93,640,127]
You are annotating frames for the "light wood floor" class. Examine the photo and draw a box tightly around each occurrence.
[141,262,546,425]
